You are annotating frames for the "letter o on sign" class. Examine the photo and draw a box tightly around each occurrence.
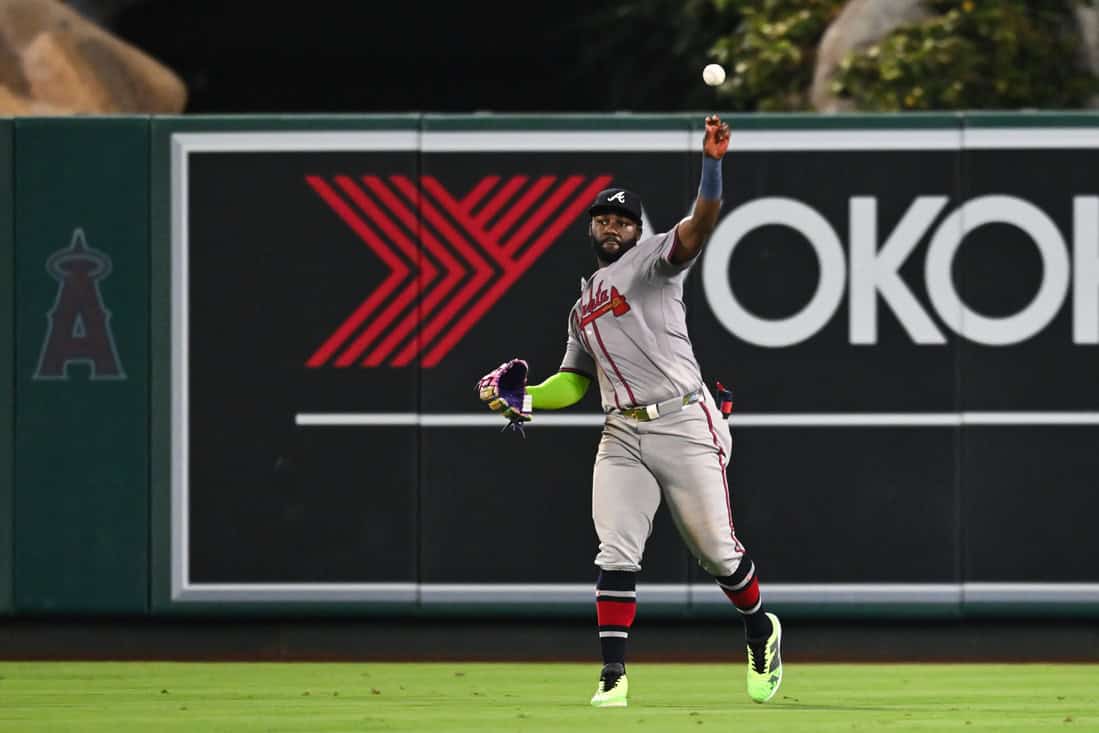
[702,197,847,347]
[925,195,1070,346]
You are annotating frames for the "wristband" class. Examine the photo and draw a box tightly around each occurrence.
[699,155,722,201]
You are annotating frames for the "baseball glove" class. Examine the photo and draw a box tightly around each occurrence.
[476,358,532,433]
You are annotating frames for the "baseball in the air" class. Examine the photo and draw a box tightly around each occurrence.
[702,63,726,87]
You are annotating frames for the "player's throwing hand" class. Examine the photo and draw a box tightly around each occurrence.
[703,115,730,160]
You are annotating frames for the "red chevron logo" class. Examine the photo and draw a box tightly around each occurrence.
[305,173,613,368]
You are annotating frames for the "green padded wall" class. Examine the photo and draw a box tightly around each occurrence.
[13,118,149,614]
[0,119,11,615]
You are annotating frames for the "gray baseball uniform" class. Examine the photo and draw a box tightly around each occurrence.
[560,226,747,577]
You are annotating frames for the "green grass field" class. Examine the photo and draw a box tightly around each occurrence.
[0,662,1096,732]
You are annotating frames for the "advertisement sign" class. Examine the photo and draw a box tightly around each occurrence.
[167,120,1099,613]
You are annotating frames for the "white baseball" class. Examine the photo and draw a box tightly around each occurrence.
[702,63,726,87]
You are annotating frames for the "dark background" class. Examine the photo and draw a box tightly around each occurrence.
[74,0,734,114]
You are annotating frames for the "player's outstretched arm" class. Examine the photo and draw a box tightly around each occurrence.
[527,370,591,410]
[672,114,730,266]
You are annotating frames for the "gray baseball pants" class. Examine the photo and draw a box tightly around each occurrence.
[592,390,747,577]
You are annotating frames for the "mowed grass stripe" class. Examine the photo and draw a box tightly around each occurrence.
[0,662,1096,732]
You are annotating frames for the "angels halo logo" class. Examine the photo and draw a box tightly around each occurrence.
[34,228,126,381]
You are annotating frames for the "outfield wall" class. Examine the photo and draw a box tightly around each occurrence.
[2,112,1099,619]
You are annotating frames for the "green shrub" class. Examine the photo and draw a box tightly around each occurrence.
[832,0,1098,110]
[709,0,1098,112]
[709,0,847,111]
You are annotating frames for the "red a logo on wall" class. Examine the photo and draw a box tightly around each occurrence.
[34,228,126,381]
[305,173,612,368]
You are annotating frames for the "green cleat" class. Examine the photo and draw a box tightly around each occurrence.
[746,612,783,703]
[590,663,629,708]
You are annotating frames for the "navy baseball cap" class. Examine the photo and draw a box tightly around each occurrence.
[588,188,643,224]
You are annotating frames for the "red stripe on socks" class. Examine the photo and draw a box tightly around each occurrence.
[596,600,637,628]
[722,575,760,612]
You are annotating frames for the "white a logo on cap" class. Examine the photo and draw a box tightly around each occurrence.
[607,191,627,203]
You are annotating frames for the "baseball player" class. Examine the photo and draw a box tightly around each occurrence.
[477,115,781,708]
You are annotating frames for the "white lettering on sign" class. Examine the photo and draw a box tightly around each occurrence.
[850,196,948,345]
[924,195,1068,346]
[702,195,1098,347]
[1076,197,1099,344]
[701,198,846,347]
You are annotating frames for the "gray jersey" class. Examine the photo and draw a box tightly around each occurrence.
[560,226,704,411]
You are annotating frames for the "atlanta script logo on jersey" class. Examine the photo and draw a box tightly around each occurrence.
[580,281,631,327]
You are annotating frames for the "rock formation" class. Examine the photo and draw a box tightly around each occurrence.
[0,0,185,115]
[811,0,930,112]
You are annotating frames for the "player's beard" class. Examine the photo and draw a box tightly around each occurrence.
[591,232,638,265]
